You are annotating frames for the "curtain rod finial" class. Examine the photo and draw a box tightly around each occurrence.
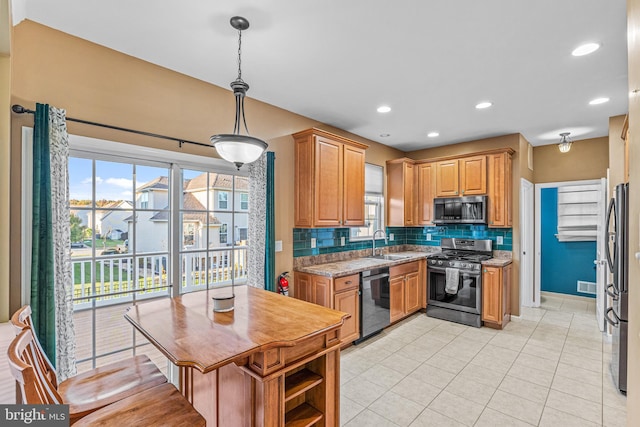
[12,104,26,114]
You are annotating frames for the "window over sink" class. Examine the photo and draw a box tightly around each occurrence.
[350,163,384,240]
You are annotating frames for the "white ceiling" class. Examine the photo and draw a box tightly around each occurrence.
[15,0,629,151]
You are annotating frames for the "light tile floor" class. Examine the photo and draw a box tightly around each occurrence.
[340,292,627,426]
[0,292,627,426]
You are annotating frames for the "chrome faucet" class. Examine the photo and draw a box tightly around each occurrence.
[372,229,388,257]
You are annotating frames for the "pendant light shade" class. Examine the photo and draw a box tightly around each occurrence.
[558,132,572,153]
[211,16,268,170]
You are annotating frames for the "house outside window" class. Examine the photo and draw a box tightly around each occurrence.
[220,223,228,244]
[53,135,251,374]
[218,192,228,209]
[240,193,249,210]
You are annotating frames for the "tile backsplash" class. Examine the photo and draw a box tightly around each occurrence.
[293,225,512,257]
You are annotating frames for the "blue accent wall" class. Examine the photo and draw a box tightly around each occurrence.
[293,225,512,257]
[540,187,596,298]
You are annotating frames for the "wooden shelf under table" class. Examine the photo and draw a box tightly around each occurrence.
[285,368,324,402]
[285,402,323,427]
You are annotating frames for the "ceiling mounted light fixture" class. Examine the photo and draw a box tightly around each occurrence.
[558,132,573,153]
[210,16,268,170]
[427,132,439,138]
[589,97,610,105]
[572,42,600,56]
[377,105,391,113]
[475,101,493,109]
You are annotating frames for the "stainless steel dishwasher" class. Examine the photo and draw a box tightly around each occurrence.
[355,267,391,344]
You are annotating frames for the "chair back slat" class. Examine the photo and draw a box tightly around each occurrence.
[7,329,63,405]
[10,305,59,388]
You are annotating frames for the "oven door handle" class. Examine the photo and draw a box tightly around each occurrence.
[428,266,480,276]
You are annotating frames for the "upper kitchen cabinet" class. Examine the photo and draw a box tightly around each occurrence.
[487,150,514,228]
[293,129,368,228]
[386,158,415,226]
[416,161,436,225]
[435,155,487,197]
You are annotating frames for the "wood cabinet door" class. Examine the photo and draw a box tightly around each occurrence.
[487,153,512,227]
[343,144,365,226]
[481,267,501,324]
[389,276,405,323]
[314,137,343,227]
[313,275,331,308]
[294,137,314,227]
[404,271,421,314]
[294,272,310,302]
[417,162,436,225]
[403,162,415,225]
[435,160,459,197]
[459,155,487,195]
[334,289,360,344]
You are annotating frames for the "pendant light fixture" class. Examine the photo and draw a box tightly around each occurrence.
[210,16,268,170]
[558,132,572,153]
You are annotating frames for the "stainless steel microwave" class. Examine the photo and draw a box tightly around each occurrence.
[433,196,487,224]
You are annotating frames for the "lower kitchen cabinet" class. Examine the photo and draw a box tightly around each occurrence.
[294,272,360,345]
[482,263,512,329]
[389,261,423,323]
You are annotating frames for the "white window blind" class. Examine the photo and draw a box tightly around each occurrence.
[556,183,602,242]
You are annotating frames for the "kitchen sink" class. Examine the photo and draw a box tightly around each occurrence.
[366,254,410,261]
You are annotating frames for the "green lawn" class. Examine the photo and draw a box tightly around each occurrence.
[83,239,125,248]
[73,261,129,284]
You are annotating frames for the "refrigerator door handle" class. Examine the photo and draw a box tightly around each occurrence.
[605,197,617,272]
[606,284,619,300]
[605,307,620,327]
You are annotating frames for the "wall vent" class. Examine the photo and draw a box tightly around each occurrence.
[577,281,597,295]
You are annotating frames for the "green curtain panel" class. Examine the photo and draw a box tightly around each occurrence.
[265,152,276,292]
[31,103,57,366]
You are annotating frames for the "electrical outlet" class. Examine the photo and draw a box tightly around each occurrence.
[275,240,283,252]
[497,236,504,245]
[426,233,432,241]
[310,238,316,248]
[340,236,346,246]
[389,233,394,241]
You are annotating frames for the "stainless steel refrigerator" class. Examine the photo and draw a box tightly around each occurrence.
[605,182,629,393]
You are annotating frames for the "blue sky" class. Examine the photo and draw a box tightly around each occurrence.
[69,157,205,201]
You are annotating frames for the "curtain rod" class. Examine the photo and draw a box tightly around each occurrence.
[11,104,212,149]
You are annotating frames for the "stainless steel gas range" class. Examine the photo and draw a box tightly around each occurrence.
[426,238,493,327]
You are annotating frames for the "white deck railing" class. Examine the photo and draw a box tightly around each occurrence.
[71,246,248,310]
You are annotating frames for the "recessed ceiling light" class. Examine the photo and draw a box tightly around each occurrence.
[572,43,600,56]
[427,132,439,138]
[589,97,609,105]
[377,106,391,113]
[475,102,492,109]
[380,133,390,137]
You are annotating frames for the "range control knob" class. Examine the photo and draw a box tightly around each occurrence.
[437,261,443,266]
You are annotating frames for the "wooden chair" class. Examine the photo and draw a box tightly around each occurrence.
[11,305,168,423]
[9,329,205,426]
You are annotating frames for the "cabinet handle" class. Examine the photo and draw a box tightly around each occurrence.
[345,281,352,284]
[455,191,458,195]
[483,269,487,273]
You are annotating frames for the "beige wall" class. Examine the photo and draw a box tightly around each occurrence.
[608,115,626,198]
[406,133,523,316]
[626,0,640,419]
[8,20,404,312]
[532,136,609,183]
[0,54,9,321]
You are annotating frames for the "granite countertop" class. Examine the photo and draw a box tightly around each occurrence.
[294,251,429,278]
[481,258,513,267]
[295,251,512,277]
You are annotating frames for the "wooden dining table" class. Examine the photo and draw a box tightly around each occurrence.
[125,285,348,427]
